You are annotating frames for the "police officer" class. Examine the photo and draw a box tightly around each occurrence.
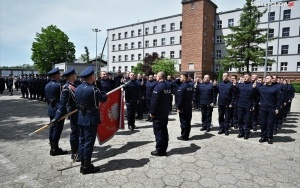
[7,74,14,96]
[235,74,256,139]
[75,66,107,174]
[0,75,5,94]
[177,74,194,141]
[257,76,281,144]
[96,71,113,93]
[51,67,80,162]
[197,74,216,132]
[45,68,68,156]
[20,74,29,98]
[272,75,284,134]
[136,74,146,120]
[145,75,157,121]
[150,72,171,156]
[215,72,234,136]
[166,75,174,113]
[123,72,140,130]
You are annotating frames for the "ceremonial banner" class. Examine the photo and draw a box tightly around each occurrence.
[97,88,124,145]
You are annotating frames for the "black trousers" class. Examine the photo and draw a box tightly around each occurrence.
[153,118,169,153]
[218,105,231,130]
[200,104,213,129]
[49,116,65,143]
[260,108,275,139]
[126,102,137,126]
[79,125,98,161]
[179,111,192,138]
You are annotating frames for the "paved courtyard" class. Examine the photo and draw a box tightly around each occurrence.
[0,90,299,188]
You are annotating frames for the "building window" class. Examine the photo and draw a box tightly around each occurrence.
[281,45,289,54]
[297,62,300,72]
[228,18,234,27]
[170,37,175,45]
[113,66,116,72]
[112,56,116,62]
[153,39,157,46]
[118,66,122,71]
[131,30,134,37]
[118,44,121,51]
[215,64,220,72]
[204,48,206,53]
[138,41,142,49]
[252,66,258,72]
[170,51,175,58]
[268,28,274,38]
[131,54,134,61]
[118,33,121,39]
[118,55,121,62]
[124,32,128,38]
[268,46,273,55]
[280,62,288,71]
[266,65,272,72]
[188,63,194,70]
[282,27,290,37]
[179,50,182,58]
[125,55,128,61]
[145,27,149,35]
[112,45,115,51]
[153,26,157,34]
[204,32,207,36]
[180,36,182,44]
[204,39,206,44]
[180,21,182,30]
[145,40,149,47]
[217,20,222,29]
[162,24,166,32]
[138,29,142,36]
[216,50,221,58]
[161,51,165,57]
[269,12,275,21]
[112,34,115,40]
[138,54,142,60]
[283,9,291,20]
[131,42,134,49]
[125,66,128,72]
[161,38,166,46]
[170,23,175,31]
[298,44,300,54]
[216,35,222,43]
[124,43,128,50]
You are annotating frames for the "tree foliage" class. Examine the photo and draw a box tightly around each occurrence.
[81,46,90,63]
[31,25,76,73]
[152,58,177,76]
[140,52,161,75]
[222,0,274,73]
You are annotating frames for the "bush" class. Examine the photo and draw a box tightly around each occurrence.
[291,82,300,93]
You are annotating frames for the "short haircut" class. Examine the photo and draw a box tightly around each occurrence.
[231,75,237,79]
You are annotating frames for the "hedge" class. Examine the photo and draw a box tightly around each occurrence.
[291,82,300,93]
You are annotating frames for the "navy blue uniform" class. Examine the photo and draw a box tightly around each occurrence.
[235,82,256,136]
[177,81,194,139]
[216,81,234,134]
[136,79,146,119]
[123,80,140,129]
[166,80,174,112]
[258,84,281,140]
[197,82,216,131]
[150,81,171,154]
[54,82,80,157]
[273,82,284,133]
[97,78,113,93]
[75,82,107,162]
[7,77,14,95]
[173,79,181,108]
[145,80,157,115]
[45,80,65,149]
[20,76,29,98]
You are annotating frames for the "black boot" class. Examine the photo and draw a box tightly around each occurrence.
[50,142,68,156]
[81,160,100,174]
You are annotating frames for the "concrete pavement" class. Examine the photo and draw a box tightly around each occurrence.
[0,89,299,187]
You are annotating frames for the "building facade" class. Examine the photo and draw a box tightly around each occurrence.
[107,0,300,79]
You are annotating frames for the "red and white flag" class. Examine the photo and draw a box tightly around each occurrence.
[97,88,124,145]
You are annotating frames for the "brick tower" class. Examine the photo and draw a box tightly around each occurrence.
[181,0,217,78]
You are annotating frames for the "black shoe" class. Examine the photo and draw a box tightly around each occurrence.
[253,126,257,131]
[81,164,100,174]
[133,125,138,129]
[218,130,225,134]
[200,127,206,131]
[151,151,167,156]
[267,139,273,144]
[206,128,210,132]
[244,134,249,140]
[278,124,282,129]
[259,138,267,143]
[237,134,244,138]
[50,148,68,156]
[177,136,189,141]
[273,130,277,135]
[234,124,238,129]
[225,130,229,136]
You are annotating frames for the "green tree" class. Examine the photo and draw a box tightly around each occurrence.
[141,52,160,75]
[222,0,274,73]
[152,58,177,76]
[80,46,90,63]
[31,25,76,72]
[132,62,144,75]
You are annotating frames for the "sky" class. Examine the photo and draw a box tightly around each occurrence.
[0,0,274,67]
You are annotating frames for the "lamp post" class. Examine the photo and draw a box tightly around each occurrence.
[92,28,101,77]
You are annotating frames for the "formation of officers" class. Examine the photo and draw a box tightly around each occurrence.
[6,66,295,174]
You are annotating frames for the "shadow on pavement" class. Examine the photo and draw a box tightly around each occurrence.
[189,133,215,140]
[273,136,296,143]
[96,158,150,173]
[168,143,201,156]
[115,130,140,135]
